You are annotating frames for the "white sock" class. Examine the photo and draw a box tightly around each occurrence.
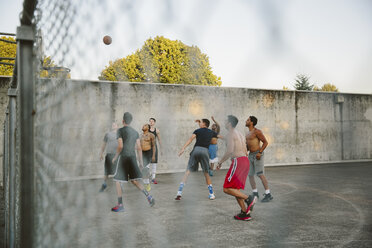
[265,189,270,194]
[152,163,157,179]
[253,189,258,193]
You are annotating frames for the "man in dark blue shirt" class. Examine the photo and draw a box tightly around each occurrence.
[176,118,218,201]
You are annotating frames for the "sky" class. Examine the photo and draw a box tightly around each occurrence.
[1,0,372,94]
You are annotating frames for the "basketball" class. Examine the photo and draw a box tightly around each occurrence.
[103,35,112,45]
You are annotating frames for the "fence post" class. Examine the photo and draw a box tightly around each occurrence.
[3,108,9,248]
[7,89,17,248]
[16,25,35,248]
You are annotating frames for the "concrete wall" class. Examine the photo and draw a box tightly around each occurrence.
[0,76,11,185]
[32,79,372,180]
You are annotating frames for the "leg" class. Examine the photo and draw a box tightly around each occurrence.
[203,172,212,185]
[223,188,248,212]
[175,170,190,200]
[249,175,256,190]
[115,181,123,197]
[131,179,144,191]
[210,163,214,170]
[181,169,191,184]
[258,174,269,190]
[132,180,155,206]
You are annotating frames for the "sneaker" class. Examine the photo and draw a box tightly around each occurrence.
[209,193,216,200]
[99,184,107,192]
[111,204,124,212]
[145,184,151,192]
[234,210,252,221]
[253,191,259,199]
[147,195,155,207]
[244,195,257,213]
[151,179,158,184]
[209,170,214,177]
[261,193,273,202]
[175,195,182,200]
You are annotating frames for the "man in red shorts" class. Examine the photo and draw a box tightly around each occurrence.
[217,115,257,221]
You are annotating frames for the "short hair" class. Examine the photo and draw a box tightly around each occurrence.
[149,117,156,122]
[227,115,238,128]
[202,118,210,128]
[249,116,258,126]
[147,124,151,130]
[123,112,133,124]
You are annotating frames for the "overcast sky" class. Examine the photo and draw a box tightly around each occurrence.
[1,0,372,94]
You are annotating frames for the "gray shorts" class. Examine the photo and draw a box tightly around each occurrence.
[248,151,265,177]
[187,146,210,173]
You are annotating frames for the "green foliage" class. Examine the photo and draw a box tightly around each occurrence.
[314,83,339,92]
[99,36,222,86]
[282,86,289,90]
[293,74,314,91]
[0,36,16,76]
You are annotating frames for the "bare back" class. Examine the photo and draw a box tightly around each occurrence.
[229,129,247,158]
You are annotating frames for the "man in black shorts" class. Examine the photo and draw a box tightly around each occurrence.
[111,112,155,212]
[176,119,217,201]
[149,117,161,184]
[99,122,118,192]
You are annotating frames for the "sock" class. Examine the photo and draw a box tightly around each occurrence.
[177,182,184,195]
[118,197,123,205]
[265,189,270,194]
[142,189,149,197]
[143,178,150,184]
[253,189,258,193]
[152,163,157,179]
[103,181,107,186]
[208,184,214,194]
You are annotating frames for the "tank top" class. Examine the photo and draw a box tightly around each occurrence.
[149,127,157,138]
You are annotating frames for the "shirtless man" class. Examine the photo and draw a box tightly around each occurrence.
[149,118,161,184]
[140,124,156,192]
[245,116,273,202]
[208,116,220,176]
[217,115,257,221]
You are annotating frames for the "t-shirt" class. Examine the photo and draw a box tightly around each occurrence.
[117,126,139,156]
[103,130,118,154]
[193,128,218,149]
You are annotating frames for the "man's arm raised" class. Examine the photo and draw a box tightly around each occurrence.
[178,134,196,156]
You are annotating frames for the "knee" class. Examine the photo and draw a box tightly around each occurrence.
[223,188,229,194]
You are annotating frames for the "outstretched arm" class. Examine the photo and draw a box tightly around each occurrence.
[211,116,220,134]
[217,134,234,169]
[151,135,156,162]
[178,134,196,156]
[112,138,123,163]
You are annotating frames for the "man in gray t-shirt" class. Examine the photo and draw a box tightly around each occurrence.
[99,122,118,192]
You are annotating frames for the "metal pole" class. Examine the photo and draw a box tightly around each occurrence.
[7,89,17,248]
[3,109,9,248]
[17,25,35,248]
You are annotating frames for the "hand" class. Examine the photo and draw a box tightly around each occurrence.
[178,148,185,156]
[195,119,201,123]
[211,116,216,122]
[256,153,261,160]
[216,162,222,170]
[112,156,117,164]
[100,154,104,161]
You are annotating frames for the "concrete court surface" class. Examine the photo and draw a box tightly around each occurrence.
[2,161,372,247]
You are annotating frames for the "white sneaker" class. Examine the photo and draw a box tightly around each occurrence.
[209,193,215,200]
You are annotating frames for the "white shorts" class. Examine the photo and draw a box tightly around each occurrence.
[210,157,219,163]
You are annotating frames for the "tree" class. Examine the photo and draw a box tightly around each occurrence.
[99,36,222,86]
[0,36,16,76]
[313,83,338,92]
[293,74,313,91]
[1,36,70,78]
[282,86,289,90]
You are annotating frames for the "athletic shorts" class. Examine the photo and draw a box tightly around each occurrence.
[187,146,210,173]
[248,151,265,176]
[104,153,116,176]
[223,156,250,189]
[209,144,218,163]
[113,155,142,182]
[142,149,152,167]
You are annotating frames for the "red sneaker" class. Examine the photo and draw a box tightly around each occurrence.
[152,179,158,184]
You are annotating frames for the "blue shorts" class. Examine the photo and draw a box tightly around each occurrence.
[209,144,218,163]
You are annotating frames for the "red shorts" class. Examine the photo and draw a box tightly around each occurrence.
[223,156,250,189]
